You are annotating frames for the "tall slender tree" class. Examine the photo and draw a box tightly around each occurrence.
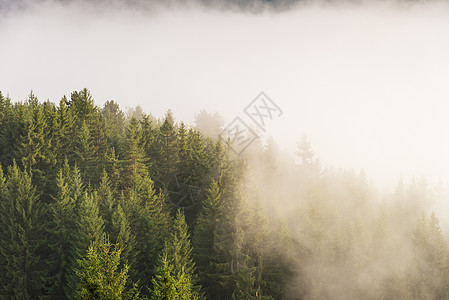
[0,162,49,299]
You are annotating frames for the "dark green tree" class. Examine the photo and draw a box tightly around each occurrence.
[121,116,147,189]
[193,180,225,299]
[102,100,126,153]
[78,190,105,252]
[166,209,202,299]
[48,162,80,299]
[0,162,49,299]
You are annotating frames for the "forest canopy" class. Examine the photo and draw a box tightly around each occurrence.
[0,89,446,299]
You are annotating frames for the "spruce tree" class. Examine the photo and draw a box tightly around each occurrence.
[193,180,224,299]
[112,202,137,271]
[55,97,76,163]
[97,170,116,235]
[166,209,202,299]
[0,162,49,299]
[131,174,170,291]
[74,120,96,185]
[0,163,6,291]
[48,163,79,299]
[76,234,141,300]
[151,253,179,300]
[121,116,147,189]
[158,112,178,188]
[78,190,105,251]
[0,92,13,166]
[102,100,126,152]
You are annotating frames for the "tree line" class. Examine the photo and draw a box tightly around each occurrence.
[0,89,447,299]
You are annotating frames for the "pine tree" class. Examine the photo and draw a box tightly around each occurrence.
[112,202,137,272]
[176,267,198,300]
[182,128,209,225]
[295,134,314,165]
[0,161,49,299]
[71,163,84,211]
[123,170,170,291]
[74,120,97,185]
[193,180,225,299]
[166,209,202,298]
[55,97,76,163]
[137,185,171,290]
[78,190,105,252]
[121,116,147,189]
[98,170,116,235]
[69,88,96,126]
[76,234,141,300]
[0,163,6,292]
[48,163,79,299]
[158,112,178,188]
[151,253,179,300]
[412,213,449,299]
[21,92,47,171]
[21,94,54,202]
[88,113,109,185]
[0,92,13,166]
[102,100,126,154]
[151,250,198,300]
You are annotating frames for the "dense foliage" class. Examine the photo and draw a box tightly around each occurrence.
[0,89,447,299]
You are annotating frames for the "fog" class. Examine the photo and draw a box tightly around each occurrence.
[2,0,449,191]
[3,1,449,298]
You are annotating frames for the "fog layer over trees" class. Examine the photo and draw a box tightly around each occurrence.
[0,90,447,299]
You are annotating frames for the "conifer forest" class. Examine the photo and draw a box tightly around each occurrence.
[0,89,448,299]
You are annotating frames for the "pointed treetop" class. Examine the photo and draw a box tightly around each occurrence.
[295,134,314,165]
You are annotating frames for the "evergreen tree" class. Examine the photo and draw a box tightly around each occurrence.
[55,97,76,163]
[74,120,97,185]
[121,116,147,189]
[151,254,179,300]
[193,180,225,299]
[166,209,202,299]
[151,251,198,300]
[0,162,49,299]
[0,163,6,292]
[112,202,136,272]
[48,163,79,299]
[412,213,449,299]
[0,92,14,165]
[102,100,126,153]
[88,113,109,185]
[97,170,116,235]
[295,134,314,165]
[123,169,170,292]
[76,234,141,300]
[78,190,105,252]
[69,88,96,126]
[158,112,178,188]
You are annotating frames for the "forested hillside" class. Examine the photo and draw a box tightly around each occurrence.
[0,89,447,299]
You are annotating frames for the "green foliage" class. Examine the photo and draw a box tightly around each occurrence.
[78,190,105,251]
[1,89,449,300]
[151,254,178,300]
[49,163,80,299]
[76,234,141,300]
[151,253,198,300]
[166,209,202,299]
[0,161,49,299]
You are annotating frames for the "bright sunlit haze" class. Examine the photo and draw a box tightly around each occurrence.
[3,1,449,299]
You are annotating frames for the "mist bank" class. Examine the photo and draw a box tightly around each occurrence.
[1,88,449,299]
[2,0,449,194]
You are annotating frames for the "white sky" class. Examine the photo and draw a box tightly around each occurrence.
[2,0,449,190]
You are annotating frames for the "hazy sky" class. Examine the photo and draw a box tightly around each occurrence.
[2,0,449,190]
